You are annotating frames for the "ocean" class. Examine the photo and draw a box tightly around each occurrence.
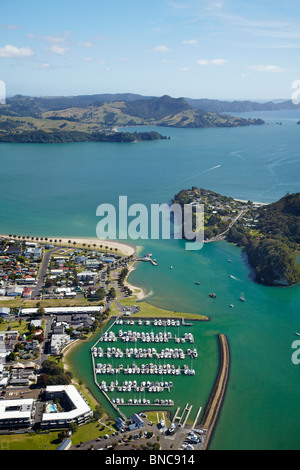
[1,109,300,449]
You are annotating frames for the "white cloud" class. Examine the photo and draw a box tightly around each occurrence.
[182,39,197,45]
[197,58,228,66]
[27,33,66,44]
[153,45,172,52]
[0,24,21,30]
[0,44,34,58]
[51,45,70,55]
[78,41,94,48]
[82,57,93,62]
[247,64,289,73]
[180,66,192,71]
[168,2,190,9]
[197,59,210,65]
[211,58,228,65]
[33,63,53,70]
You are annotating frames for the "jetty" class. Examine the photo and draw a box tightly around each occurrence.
[172,403,193,428]
[136,253,158,266]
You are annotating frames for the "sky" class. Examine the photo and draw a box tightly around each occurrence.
[1,0,300,100]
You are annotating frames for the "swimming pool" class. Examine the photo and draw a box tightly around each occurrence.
[49,404,57,413]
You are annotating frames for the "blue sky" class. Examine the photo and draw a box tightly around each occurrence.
[1,0,300,99]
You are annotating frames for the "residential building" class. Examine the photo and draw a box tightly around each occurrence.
[41,385,93,428]
[128,414,144,431]
[116,417,126,432]
[0,307,10,318]
[22,288,32,298]
[0,398,36,429]
[50,334,70,355]
[6,286,24,297]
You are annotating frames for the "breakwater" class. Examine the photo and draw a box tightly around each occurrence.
[200,334,230,450]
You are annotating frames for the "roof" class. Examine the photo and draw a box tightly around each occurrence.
[42,385,92,422]
[0,399,35,421]
[0,307,10,315]
[56,439,72,451]
[21,306,103,315]
[130,414,144,427]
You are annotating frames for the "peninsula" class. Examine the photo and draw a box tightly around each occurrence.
[0,94,264,143]
[173,188,300,287]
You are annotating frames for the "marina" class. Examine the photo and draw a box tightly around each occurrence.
[91,317,202,417]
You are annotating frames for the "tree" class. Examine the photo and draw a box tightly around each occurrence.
[93,405,104,421]
[36,307,46,318]
[69,422,78,434]
[94,287,106,301]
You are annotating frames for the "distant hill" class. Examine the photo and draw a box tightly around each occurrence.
[4,93,300,117]
[0,94,265,135]
[185,98,300,113]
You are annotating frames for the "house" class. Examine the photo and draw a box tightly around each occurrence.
[50,334,70,355]
[30,319,42,329]
[77,271,98,281]
[6,245,22,256]
[6,286,24,297]
[4,331,19,341]
[33,247,42,260]
[22,288,32,298]
[116,417,126,431]
[128,413,144,431]
[0,307,10,318]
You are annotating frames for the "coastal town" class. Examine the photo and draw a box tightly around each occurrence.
[0,234,229,451]
[173,187,266,243]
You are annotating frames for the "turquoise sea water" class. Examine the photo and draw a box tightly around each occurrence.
[1,110,300,449]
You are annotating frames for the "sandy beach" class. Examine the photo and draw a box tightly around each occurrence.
[233,198,268,206]
[0,233,136,257]
[124,263,149,301]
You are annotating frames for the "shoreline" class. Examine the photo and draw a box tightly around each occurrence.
[233,198,268,206]
[124,263,151,301]
[0,233,136,257]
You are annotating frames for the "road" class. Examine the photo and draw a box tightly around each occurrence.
[31,247,58,298]
[205,209,248,243]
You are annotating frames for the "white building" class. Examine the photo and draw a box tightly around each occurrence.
[41,385,93,428]
[0,398,36,429]
[21,306,103,316]
[50,334,70,355]
[6,286,24,297]
[0,307,10,318]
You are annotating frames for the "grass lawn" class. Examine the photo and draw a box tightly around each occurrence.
[0,419,115,450]
[110,298,209,321]
[0,319,28,335]
[0,431,64,451]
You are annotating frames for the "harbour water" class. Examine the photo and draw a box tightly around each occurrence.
[1,110,300,449]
